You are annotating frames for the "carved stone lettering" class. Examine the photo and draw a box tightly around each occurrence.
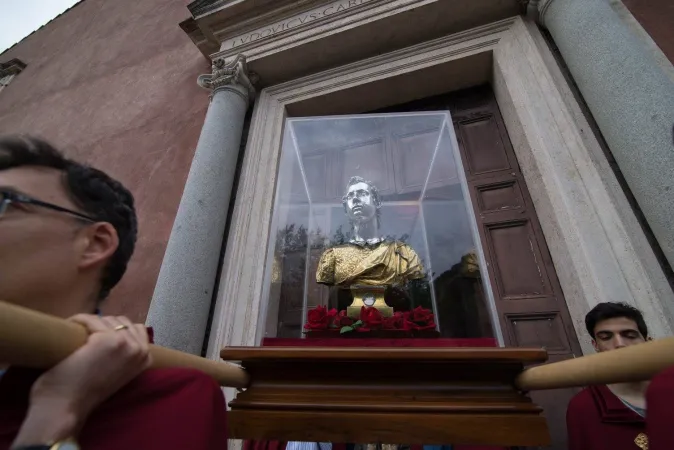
[227,0,371,49]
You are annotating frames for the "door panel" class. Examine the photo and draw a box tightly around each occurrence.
[452,87,581,450]
[375,85,582,450]
[475,176,525,213]
[391,125,458,194]
[507,312,572,352]
[485,220,550,298]
[337,138,393,197]
[457,115,511,175]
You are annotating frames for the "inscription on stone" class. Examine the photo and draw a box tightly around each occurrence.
[227,0,372,49]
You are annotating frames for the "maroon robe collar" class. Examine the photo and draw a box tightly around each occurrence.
[589,384,644,424]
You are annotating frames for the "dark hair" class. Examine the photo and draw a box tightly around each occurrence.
[585,302,649,339]
[0,135,137,300]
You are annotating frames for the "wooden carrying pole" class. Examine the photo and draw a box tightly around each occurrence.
[2,299,674,394]
[0,301,249,389]
[516,336,674,390]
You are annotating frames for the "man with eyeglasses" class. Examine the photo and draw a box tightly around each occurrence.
[0,136,228,450]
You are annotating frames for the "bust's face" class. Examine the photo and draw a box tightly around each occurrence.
[345,181,377,223]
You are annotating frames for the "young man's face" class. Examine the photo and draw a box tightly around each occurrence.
[592,317,647,352]
[0,166,92,316]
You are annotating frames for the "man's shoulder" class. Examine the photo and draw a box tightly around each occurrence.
[91,368,226,422]
[569,386,595,406]
[567,386,599,417]
[136,367,221,390]
[83,368,228,449]
[115,368,223,403]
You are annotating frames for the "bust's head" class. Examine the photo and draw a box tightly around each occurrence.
[342,176,381,225]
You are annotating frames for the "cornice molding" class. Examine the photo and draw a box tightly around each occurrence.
[187,0,224,19]
[212,0,390,59]
[266,18,514,100]
[182,0,522,62]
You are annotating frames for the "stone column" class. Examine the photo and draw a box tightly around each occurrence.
[536,0,674,267]
[146,55,255,354]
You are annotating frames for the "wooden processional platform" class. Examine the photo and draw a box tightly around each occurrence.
[220,347,551,447]
[3,301,674,448]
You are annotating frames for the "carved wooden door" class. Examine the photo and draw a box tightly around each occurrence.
[376,85,583,450]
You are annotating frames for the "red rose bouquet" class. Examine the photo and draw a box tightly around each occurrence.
[304,305,435,334]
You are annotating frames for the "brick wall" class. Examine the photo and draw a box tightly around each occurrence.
[0,0,210,322]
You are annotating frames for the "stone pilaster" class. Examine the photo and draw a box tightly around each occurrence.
[146,54,254,354]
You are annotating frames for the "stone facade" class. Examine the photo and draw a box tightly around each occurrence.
[2,1,673,448]
[173,0,674,358]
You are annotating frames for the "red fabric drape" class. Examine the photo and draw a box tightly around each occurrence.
[249,337,506,450]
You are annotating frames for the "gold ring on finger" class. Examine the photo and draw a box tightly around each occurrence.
[114,324,129,332]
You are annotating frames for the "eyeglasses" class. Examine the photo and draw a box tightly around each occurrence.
[0,189,96,222]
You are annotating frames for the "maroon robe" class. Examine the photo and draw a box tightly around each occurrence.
[0,367,228,450]
[646,365,674,450]
[566,384,645,450]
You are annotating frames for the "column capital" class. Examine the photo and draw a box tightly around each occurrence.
[197,54,257,101]
[525,0,557,27]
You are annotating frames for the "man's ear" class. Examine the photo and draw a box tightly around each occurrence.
[76,222,119,271]
[591,338,599,352]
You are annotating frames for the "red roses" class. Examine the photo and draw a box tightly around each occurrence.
[304,305,338,330]
[334,310,354,328]
[304,306,354,330]
[382,311,406,330]
[359,307,384,330]
[304,305,435,333]
[358,306,436,331]
[406,306,437,330]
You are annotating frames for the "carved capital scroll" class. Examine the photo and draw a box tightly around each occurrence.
[197,54,257,101]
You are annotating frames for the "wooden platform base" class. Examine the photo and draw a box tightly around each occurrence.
[220,347,550,446]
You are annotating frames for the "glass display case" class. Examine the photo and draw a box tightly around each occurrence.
[260,112,499,342]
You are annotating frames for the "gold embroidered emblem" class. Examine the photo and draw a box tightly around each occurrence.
[634,432,648,450]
